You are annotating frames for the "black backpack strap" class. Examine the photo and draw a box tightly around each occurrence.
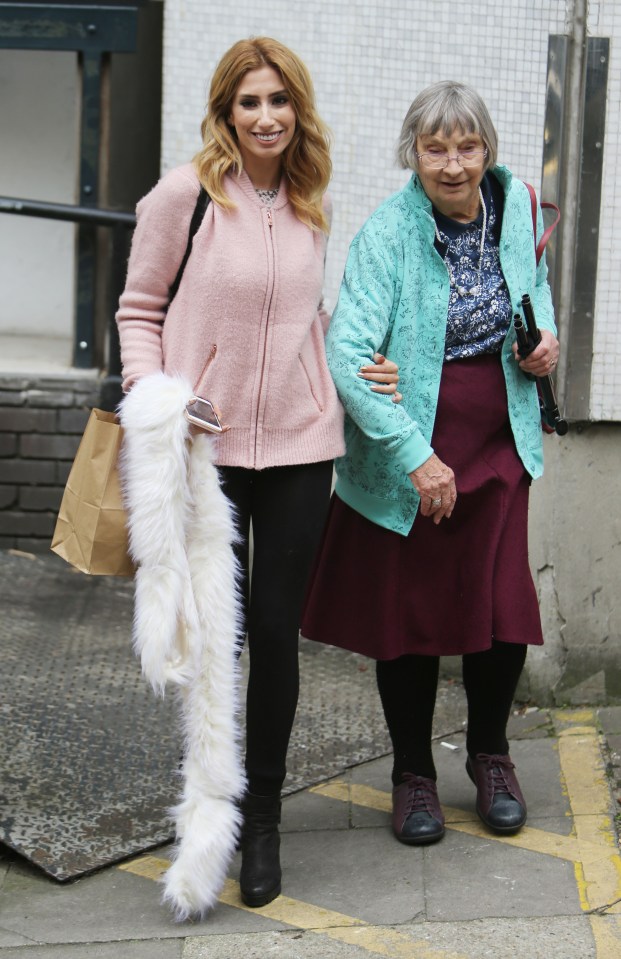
[168,185,210,304]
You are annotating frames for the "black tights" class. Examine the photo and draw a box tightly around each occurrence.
[220,461,333,797]
[376,641,527,785]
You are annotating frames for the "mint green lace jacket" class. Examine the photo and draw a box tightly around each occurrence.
[327,165,557,535]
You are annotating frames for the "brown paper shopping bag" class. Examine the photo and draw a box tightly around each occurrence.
[51,408,134,576]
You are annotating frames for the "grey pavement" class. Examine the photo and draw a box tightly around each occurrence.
[1,549,621,958]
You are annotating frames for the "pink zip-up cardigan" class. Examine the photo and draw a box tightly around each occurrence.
[116,164,345,470]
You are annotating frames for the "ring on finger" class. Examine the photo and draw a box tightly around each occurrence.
[431,497,441,507]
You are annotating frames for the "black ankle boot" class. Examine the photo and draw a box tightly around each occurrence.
[239,792,282,907]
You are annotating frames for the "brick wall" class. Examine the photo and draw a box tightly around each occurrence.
[0,374,100,552]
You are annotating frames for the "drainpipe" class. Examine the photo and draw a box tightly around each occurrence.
[555,0,588,410]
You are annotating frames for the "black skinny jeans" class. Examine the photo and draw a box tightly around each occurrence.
[220,461,333,797]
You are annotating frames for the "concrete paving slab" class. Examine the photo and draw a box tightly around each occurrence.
[350,756,393,791]
[507,706,554,739]
[349,758,394,829]
[598,707,621,828]
[424,827,582,920]
[184,929,377,959]
[506,738,571,825]
[0,928,33,949]
[597,707,621,735]
[605,731,621,760]
[0,848,285,945]
[274,827,425,925]
[0,942,183,959]
[182,916,600,959]
[281,787,351,834]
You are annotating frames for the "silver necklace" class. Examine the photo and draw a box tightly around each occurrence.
[434,186,487,297]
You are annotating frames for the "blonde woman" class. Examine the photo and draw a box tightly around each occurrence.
[117,36,399,911]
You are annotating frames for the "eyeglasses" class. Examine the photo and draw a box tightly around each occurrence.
[416,148,488,170]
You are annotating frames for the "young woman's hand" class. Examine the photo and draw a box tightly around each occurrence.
[188,403,230,437]
[357,353,402,403]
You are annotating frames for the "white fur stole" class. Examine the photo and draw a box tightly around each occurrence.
[119,372,244,920]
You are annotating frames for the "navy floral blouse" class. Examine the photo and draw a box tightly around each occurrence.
[433,173,513,362]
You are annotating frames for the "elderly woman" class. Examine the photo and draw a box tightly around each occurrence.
[302,81,559,846]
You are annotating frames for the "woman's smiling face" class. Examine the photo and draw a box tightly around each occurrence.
[416,128,487,222]
[228,65,296,180]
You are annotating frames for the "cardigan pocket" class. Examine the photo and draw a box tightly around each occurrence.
[298,352,324,413]
[194,344,218,394]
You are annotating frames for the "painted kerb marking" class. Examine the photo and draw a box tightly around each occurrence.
[309,710,621,959]
[118,710,621,958]
[119,857,469,959]
[553,710,621,958]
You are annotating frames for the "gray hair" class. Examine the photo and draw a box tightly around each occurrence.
[396,81,498,172]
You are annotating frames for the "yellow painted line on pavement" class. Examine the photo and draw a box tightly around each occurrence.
[589,915,621,958]
[443,808,609,862]
[119,856,469,959]
[310,780,609,864]
[313,720,621,959]
[119,709,621,959]
[218,879,469,959]
[118,854,169,881]
[553,710,621,917]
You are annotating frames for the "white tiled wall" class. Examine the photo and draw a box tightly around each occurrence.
[162,0,619,420]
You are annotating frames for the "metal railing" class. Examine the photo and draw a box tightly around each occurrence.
[0,1,140,383]
[0,196,135,411]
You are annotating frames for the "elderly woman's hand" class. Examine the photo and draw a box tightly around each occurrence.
[358,353,403,403]
[408,453,457,525]
[513,328,560,378]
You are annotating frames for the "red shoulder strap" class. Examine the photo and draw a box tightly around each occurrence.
[524,181,561,265]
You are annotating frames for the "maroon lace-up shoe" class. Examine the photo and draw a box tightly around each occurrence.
[391,773,445,845]
[466,753,527,834]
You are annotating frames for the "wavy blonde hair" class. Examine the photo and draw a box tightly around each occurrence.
[193,37,332,232]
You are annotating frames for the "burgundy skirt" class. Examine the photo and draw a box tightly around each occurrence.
[301,353,543,659]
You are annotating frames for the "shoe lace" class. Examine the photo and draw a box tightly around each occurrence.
[401,773,437,815]
[477,753,516,796]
